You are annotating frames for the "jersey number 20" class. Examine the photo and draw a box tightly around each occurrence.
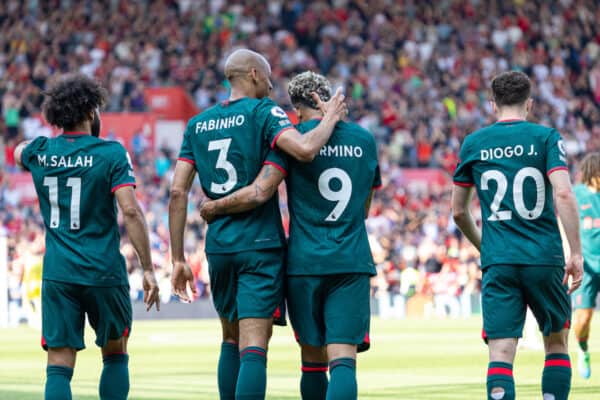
[481,167,545,221]
[318,168,352,221]
[43,177,81,230]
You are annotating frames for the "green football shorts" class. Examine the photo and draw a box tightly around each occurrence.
[572,260,600,309]
[286,273,371,349]
[481,265,571,341]
[41,280,132,351]
[207,248,284,322]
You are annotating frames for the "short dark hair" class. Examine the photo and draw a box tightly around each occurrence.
[580,152,600,186]
[42,74,107,130]
[491,71,531,106]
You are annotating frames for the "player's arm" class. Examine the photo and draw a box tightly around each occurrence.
[168,160,198,302]
[549,169,584,294]
[451,185,481,251]
[14,140,31,169]
[365,190,375,218]
[275,88,346,162]
[200,164,285,223]
[114,186,160,311]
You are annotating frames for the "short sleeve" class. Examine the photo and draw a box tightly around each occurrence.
[453,139,474,187]
[545,129,568,177]
[264,149,288,177]
[178,122,196,165]
[373,165,383,189]
[20,137,46,171]
[254,99,294,149]
[110,145,136,193]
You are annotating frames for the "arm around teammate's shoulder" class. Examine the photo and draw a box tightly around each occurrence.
[114,185,160,311]
[275,88,347,162]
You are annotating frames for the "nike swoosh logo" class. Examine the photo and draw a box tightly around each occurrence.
[581,204,592,210]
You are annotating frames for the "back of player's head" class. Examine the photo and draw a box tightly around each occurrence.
[580,152,600,186]
[42,73,107,131]
[491,71,531,107]
[224,49,271,82]
[288,71,332,110]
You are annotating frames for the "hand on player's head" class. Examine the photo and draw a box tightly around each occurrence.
[200,201,217,224]
[171,261,197,303]
[314,87,347,122]
[563,253,584,295]
[143,270,160,312]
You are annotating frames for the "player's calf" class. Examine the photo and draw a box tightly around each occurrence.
[218,319,240,400]
[542,330,571,400]
[487,339,517,400]
[236,318,272,400]
[300,345,328,400]
[46,347,76,400]
[326,344,357,400]
[100,338,129,400]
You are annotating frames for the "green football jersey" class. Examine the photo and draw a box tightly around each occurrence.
[179,97,293,254]
[21,133,136,286]
[282,119,381,276]
[574,184,600,272]
[454,120,567,268]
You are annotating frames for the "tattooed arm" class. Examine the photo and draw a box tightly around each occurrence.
[200,164,285,222]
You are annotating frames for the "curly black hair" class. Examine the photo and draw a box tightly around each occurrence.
[42,74,107,130]
[288,71,332,109]
[491,71,531,106]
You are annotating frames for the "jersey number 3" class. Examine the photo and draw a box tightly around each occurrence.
[43,177,81,230]
[481,167,545,221]
[208,138,237,194]
[318,168,352,221]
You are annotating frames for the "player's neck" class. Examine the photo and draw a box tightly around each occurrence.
[496,106,527,122]
[64,122,90,135]
[229,82,255,101]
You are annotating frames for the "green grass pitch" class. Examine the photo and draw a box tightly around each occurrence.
[1,317,599,399]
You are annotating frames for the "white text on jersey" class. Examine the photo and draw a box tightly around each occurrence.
[195,115,245,133]
[480,145,536,161]
[37,155,94,168]
[319,145,363,158]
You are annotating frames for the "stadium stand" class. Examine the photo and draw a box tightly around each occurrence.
[1,0,599,321]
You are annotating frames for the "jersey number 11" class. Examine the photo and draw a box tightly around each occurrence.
[43,176,82,230]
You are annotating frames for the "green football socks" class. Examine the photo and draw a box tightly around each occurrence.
[218,342,240,400]
[99,353,130,400]
[326,358,357,400]
[486,362,515,400]
[300,361,328,400]
[542,353,571,400]
[236,346,267,400]
[45,365,73,400]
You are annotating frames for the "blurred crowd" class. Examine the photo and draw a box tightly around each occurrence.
[2,0,600,321]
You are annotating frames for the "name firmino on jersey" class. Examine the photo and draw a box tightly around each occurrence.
[320,145,364,158]
[37,155,93,168]
[195,115,245,133]
[480,145,536,160]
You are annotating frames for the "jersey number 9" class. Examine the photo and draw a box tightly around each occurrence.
[318,168,352,222]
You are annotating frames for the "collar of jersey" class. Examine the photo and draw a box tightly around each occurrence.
[496,119,525,124]
[221,97,248,106]
[61,132,90,137]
